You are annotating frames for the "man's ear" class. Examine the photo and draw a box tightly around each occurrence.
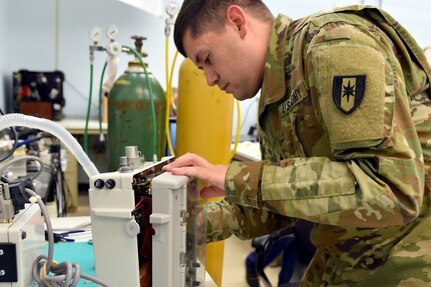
[226,5,247,38]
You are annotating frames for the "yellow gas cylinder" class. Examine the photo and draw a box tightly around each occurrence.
[176,58,234,286]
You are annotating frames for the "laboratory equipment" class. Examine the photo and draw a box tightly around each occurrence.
[0,176,44,287]
[0,201,44,287]
[90,146,206,287]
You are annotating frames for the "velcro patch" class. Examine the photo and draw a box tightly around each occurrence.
[333,75,366,114]
[312,43,386,147]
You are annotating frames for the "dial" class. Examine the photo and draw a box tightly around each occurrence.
[106,25,119,40]
[166,2,179,17]
[89,27,102,43]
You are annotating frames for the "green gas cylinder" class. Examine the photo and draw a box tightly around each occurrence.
[107,42,166,171]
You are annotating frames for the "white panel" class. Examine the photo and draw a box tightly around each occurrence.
[118,0,164,17]
[0,0,7,108]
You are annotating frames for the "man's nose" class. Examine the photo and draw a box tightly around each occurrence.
[204,68,219,87]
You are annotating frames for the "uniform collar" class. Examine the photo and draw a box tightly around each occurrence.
[259,14,292,117]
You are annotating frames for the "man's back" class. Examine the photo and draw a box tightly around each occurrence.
[257,5,431,286]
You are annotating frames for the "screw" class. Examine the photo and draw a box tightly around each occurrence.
[0,249,3,256]
[0,270,5,276]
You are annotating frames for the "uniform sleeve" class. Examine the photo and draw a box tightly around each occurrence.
[204,198,295,242]
[224,23,428,228]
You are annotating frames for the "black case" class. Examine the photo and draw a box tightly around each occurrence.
[12,70,66,121]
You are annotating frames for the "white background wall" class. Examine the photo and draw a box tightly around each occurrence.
[0,0,8,112]
[1,0,431,138]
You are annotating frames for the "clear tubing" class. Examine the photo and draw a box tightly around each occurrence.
[0,114,99,177]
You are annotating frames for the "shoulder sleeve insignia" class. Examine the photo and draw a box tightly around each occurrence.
[332,75,366,114]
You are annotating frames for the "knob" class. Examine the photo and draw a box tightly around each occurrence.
[94,179,105,189]
[105,179,116,189]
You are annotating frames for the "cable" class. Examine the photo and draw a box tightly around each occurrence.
[0,155,45,181]
[85,58,107,157]
[0,108,18,163]
[52,147,67,217]
[26,188,109,287]
[84,64,94,154]
[225,100,241,164]
[98,62,108,141]
[165,37,178,156]
[15,133,53,148]
[122,45,157,158]
[168,51,179,113]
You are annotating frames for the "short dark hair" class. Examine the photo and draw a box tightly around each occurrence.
[174,0,273,57]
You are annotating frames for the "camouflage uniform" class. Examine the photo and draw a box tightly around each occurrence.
[205,5,431,286]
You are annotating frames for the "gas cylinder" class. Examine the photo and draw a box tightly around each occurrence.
[107,37,166,171]
[176,57,234,287]
[176,58,233,162]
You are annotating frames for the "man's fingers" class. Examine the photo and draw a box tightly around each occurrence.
[162,154,228,192]
[170,166,207,180]
[163,153,209,171]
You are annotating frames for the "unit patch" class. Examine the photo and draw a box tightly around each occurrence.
[332,75,366,114]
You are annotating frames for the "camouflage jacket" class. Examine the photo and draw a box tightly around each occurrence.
[206,5,431,286]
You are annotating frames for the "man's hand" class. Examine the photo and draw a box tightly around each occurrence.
[162,153,229,199]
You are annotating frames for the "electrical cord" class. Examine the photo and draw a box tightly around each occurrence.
[0,155,45,181]
[25,187,109,287]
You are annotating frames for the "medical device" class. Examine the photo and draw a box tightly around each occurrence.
[0,194,44,287]
[89,146,207,287]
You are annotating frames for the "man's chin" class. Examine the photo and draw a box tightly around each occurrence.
[233,91,256,101]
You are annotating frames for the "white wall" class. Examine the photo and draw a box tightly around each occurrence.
[0,0,8,111]
[1,0,431,138]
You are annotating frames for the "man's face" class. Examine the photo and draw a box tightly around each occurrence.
[182,26,264,101]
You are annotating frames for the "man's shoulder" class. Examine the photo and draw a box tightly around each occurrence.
[289,5,378,36]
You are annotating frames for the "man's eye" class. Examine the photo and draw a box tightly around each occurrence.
[205,55,211,65]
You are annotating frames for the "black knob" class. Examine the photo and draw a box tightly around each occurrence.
[94,179,105,189]
[105,179,116,189]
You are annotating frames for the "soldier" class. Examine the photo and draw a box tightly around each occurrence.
[163,0,431,285]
